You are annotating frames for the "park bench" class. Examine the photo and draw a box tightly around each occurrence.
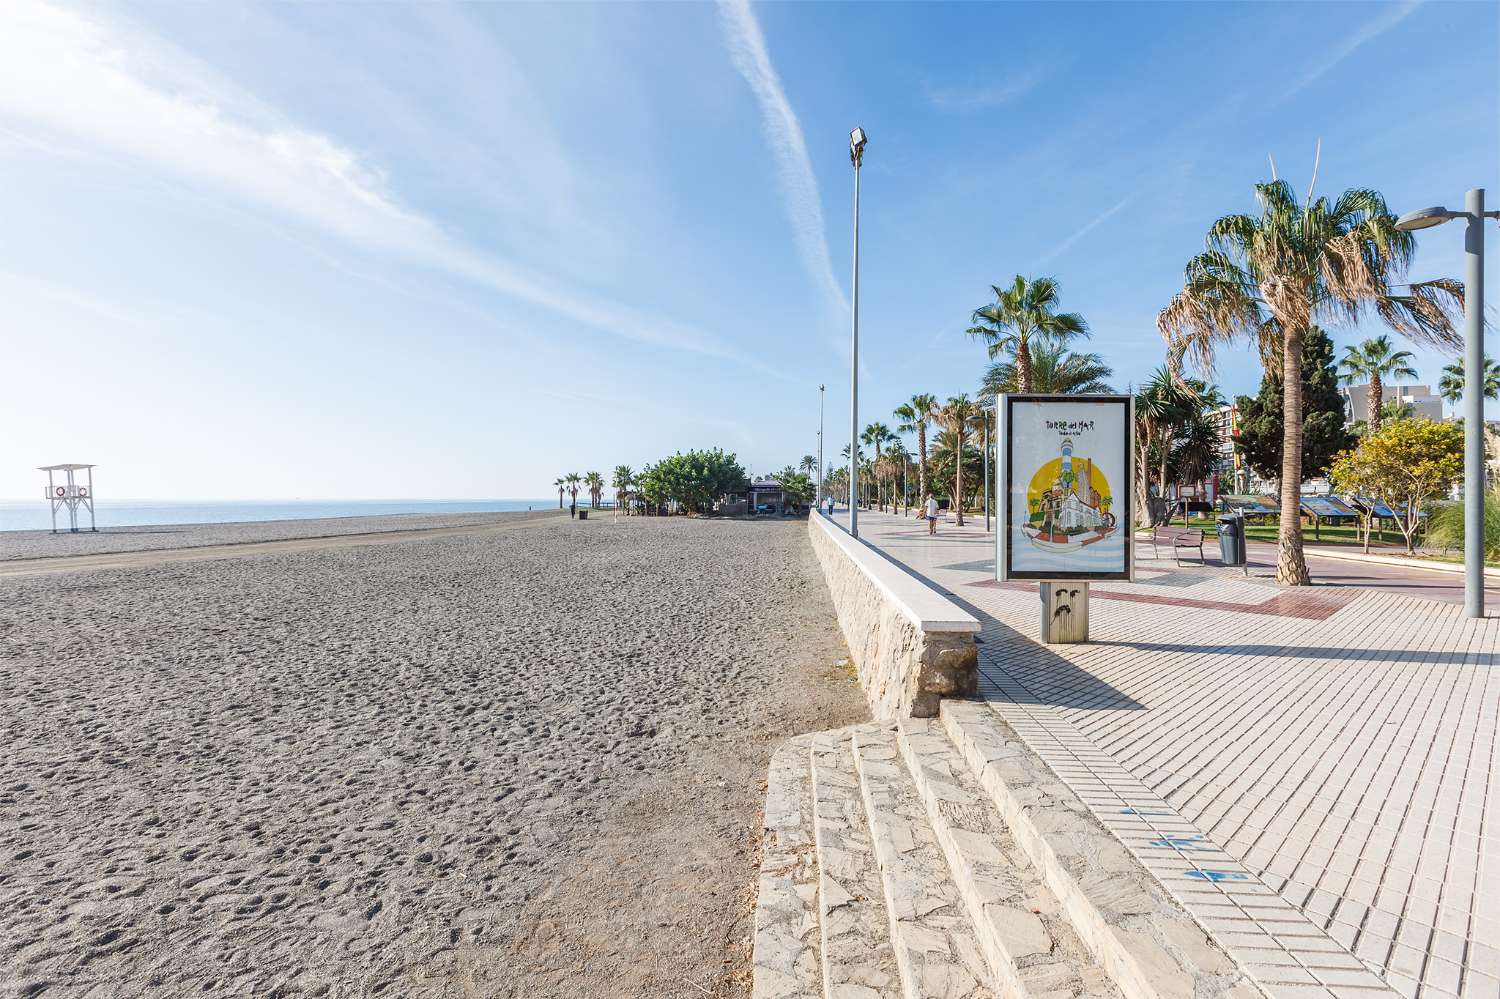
[1143,524,1206,565]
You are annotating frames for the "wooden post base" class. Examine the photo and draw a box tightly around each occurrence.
[1040,582,1089,643]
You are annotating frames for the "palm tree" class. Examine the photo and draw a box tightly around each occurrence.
[1339,335,1417,431]
[881,441,912,513]
[564,472,582,511]
[862,422,895,510]
[612,465,634,514]
[893,393,939,506]
[555,477,566,510]
[967,275,1090,392]
[583,471,604,508]
[1439,357,1500,413]
[799,454,817,474]
[1158,179,1462,584]
[936,395,979,526]
[981,343,1114,397]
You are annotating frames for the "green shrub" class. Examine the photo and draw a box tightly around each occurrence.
[1426,489,1500,561]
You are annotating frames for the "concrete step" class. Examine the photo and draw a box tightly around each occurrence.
[810,726,902,998]
[751,732,824,999]
[850,724,996,999]
[939,701,1254,999]
[895,717,1125,999]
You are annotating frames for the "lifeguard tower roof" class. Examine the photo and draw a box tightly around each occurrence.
[38,463,96,472]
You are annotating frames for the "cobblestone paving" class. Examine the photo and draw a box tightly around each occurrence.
[851,510,1498,999]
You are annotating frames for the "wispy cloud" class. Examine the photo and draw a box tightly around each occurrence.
[924,69,1048,112]
[0,0,793,381]
[717,0,850,321]
[1278,0,1424,102]
[1037,196,1135,264]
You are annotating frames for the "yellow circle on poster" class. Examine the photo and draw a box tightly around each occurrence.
[1023,442,1114,524]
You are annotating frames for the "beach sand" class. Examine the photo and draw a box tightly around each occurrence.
[0,514,866,998]
[0,508,558,561]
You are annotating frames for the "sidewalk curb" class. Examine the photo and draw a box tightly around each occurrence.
[1299,544,1500,579]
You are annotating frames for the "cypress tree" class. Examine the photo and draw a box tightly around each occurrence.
[1234,327,1354,486]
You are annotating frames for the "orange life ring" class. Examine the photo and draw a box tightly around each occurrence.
[55,486,65,497]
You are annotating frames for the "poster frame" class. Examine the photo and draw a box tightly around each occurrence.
[997,393,1135,583]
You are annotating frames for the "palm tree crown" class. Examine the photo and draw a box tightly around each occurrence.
[982,343,1114,398]
[1338,334,1417,431]
[1439,357,1500,410]
[967,275,1090,393]
[1158,178,1462,584]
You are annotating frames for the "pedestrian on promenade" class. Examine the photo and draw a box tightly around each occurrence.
[925,494,939,536]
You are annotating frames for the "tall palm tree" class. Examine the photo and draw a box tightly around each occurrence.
[894,393,939,506]
[1439,357,1500,413]
[799,454,817,474]
[564,472,582,510]
[555,477,566,510]
[936,395,979,526]
[862,422,895,510]
[583,471,604,508]
[1158,179,1462,584]
[981,343,1114,397]
[1339,335,1417,431]
[612,465,634,514]
[967,275,1090,392]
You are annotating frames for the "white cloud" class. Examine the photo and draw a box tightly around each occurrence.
[0,0,793,381]
[1279,0,1424,102]
[924,70,1047,111]
[1038,196,1134,264]
[717,0,850,321]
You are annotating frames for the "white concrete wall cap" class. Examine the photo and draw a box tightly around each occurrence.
[811,514,981,634]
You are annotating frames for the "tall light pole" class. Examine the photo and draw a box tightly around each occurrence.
[848,126,867,538]
[817,384,826,509]
[1398,190,1499,618]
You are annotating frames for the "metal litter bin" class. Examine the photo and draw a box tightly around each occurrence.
[1216,516,1245,567]
[578,510,588,520]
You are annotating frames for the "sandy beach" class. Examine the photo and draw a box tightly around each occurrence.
[0,514,866,998]
[0,508,559,561]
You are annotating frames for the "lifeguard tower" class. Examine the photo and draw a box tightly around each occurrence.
[40,464,97,533]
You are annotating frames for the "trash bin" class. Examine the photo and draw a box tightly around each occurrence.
[1216,516,1245,566]
[578,510,588,520]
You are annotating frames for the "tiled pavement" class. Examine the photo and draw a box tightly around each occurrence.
[848,510,1499,999]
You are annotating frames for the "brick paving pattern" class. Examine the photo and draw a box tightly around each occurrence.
[849,510,1499,999]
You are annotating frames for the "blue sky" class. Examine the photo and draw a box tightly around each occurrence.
[2,0,1496,500]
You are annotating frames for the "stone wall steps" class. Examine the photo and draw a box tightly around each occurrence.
[850,724,996,998]
[810,726,903,998]
[939,701,1255,999]
[895,717,1125,999]
[751,732,824,999]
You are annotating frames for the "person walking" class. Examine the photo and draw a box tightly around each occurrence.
[924,493,939,536]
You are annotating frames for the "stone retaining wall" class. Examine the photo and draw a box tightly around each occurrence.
[807,513,979,718]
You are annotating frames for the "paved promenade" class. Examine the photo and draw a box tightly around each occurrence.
[845,508,1497,999]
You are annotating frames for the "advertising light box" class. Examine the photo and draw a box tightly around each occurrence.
[998,395,1135,582]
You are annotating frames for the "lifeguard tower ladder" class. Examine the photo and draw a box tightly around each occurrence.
[40,464,97,533]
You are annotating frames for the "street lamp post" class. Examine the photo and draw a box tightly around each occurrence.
[848,126,867,538]
[817,383,825,509]
[1397,189,1499,618]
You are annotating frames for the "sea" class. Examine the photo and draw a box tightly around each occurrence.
[0,499,554,533]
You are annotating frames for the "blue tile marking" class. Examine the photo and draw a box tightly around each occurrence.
[1184,870,1251,882]
[1148,835,1210,850]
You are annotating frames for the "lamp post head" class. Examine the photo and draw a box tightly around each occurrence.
[1396,206,1459,231]
[850,126,867,168]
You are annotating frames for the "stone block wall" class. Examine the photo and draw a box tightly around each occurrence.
[807,515,978,718]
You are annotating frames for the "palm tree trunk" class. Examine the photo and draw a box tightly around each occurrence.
[954,429,966,526]
[917,424,929,501]
[1016,338,1034,393]
[1277,326,1311,585]
[1368,373,1382,431]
